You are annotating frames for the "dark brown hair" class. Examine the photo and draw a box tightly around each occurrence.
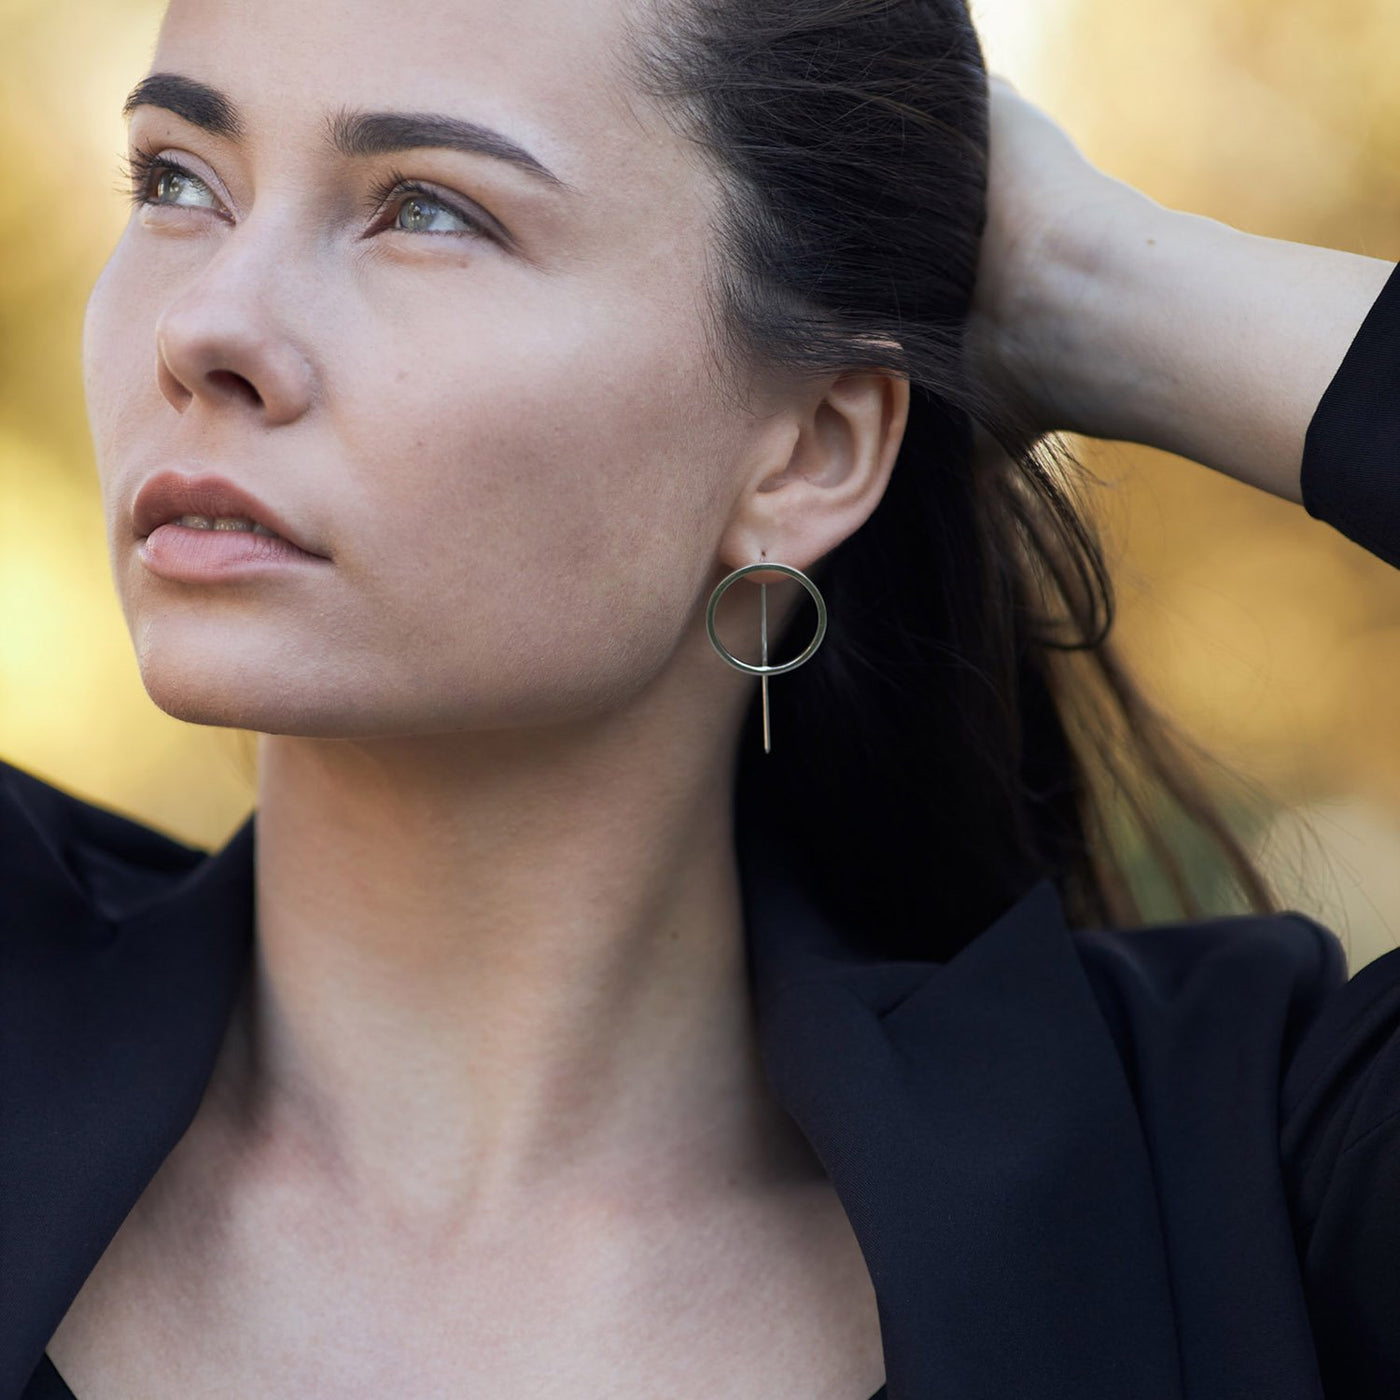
[620,0,1278,955]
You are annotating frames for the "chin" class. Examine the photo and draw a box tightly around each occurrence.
[126,628,303,733]
[134,659,277,732]
[130,650,429,739]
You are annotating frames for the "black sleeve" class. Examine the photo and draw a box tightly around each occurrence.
[1280,920,1400,1398]
[1282,262,1400,1394]
[1299,259,1400,567]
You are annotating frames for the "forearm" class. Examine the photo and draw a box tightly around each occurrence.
[1024,195,1395,502]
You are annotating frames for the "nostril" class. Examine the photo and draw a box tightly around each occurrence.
[206,368,262,407]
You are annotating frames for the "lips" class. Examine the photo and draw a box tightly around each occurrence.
[132,471,327,559]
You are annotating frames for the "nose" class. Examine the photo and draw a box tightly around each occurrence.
[154,242,316,427]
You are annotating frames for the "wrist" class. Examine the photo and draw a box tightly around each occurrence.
[1002,183,1189,442]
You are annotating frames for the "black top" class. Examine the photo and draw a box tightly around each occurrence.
[21,1357,76,1400]
[5,258,1400,1400]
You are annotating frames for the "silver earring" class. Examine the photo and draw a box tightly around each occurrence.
[706,561,827,755]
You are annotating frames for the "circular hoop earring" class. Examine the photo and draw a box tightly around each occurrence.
[706,560,827,755]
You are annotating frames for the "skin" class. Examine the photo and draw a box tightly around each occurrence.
[968,75,1396,502]
[67,0,906,1392]
[67,16,1392,1391]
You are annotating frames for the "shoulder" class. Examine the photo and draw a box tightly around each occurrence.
[1069,905,1400,1161]
[1280,927,1400,1389]
[1067,905,1398,1187]
[1070,905,1348,1070]
[1071,903,1400,1389]
[0,755,206,940]
[1275,913,1400,1240]
[1073,900,1400,1299]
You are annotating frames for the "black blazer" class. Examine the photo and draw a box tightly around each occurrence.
[5,259,1400,1400]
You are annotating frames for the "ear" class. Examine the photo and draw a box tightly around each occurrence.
[718,368,910,581]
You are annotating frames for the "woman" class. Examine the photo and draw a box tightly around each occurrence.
[2,0,1397,1395]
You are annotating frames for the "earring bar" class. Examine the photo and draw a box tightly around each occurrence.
[761,581,770,754]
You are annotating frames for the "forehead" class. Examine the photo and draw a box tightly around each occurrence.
[150,0,694,195]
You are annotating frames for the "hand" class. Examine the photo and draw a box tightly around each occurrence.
[965,74,1394,501]
[966,75,1157,439]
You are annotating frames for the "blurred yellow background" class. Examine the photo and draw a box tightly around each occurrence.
[3,0,1398,967]
[970,0,1400,969]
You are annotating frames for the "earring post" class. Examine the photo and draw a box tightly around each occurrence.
[760,582,771,754]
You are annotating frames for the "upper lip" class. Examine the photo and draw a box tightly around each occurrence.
[133,471,328,558]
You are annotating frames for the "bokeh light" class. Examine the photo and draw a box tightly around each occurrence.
[4,0,1398,964]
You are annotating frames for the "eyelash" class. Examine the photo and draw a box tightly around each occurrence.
[116,145,495,243]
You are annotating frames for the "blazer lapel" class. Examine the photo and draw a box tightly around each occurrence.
[740,838,1186,1399]
[4,767,1183,1400]
[0,774,255,1398]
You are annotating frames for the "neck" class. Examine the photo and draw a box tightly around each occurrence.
[203,722,817,1237]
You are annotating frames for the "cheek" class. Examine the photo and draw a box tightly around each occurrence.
[82,245,156,469]
[82,259,122,446]
[79,229,749,729]
[332,290,736,678]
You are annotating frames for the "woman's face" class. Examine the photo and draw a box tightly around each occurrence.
[85,0,797,740]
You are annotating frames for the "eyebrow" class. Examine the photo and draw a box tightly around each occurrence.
[121,72,574,194]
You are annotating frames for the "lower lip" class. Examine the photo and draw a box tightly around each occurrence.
[138,523,330,581]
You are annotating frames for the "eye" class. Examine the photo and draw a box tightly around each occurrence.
[120,148,222,212]
[115,147,499,244]
[368,173,496,243]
